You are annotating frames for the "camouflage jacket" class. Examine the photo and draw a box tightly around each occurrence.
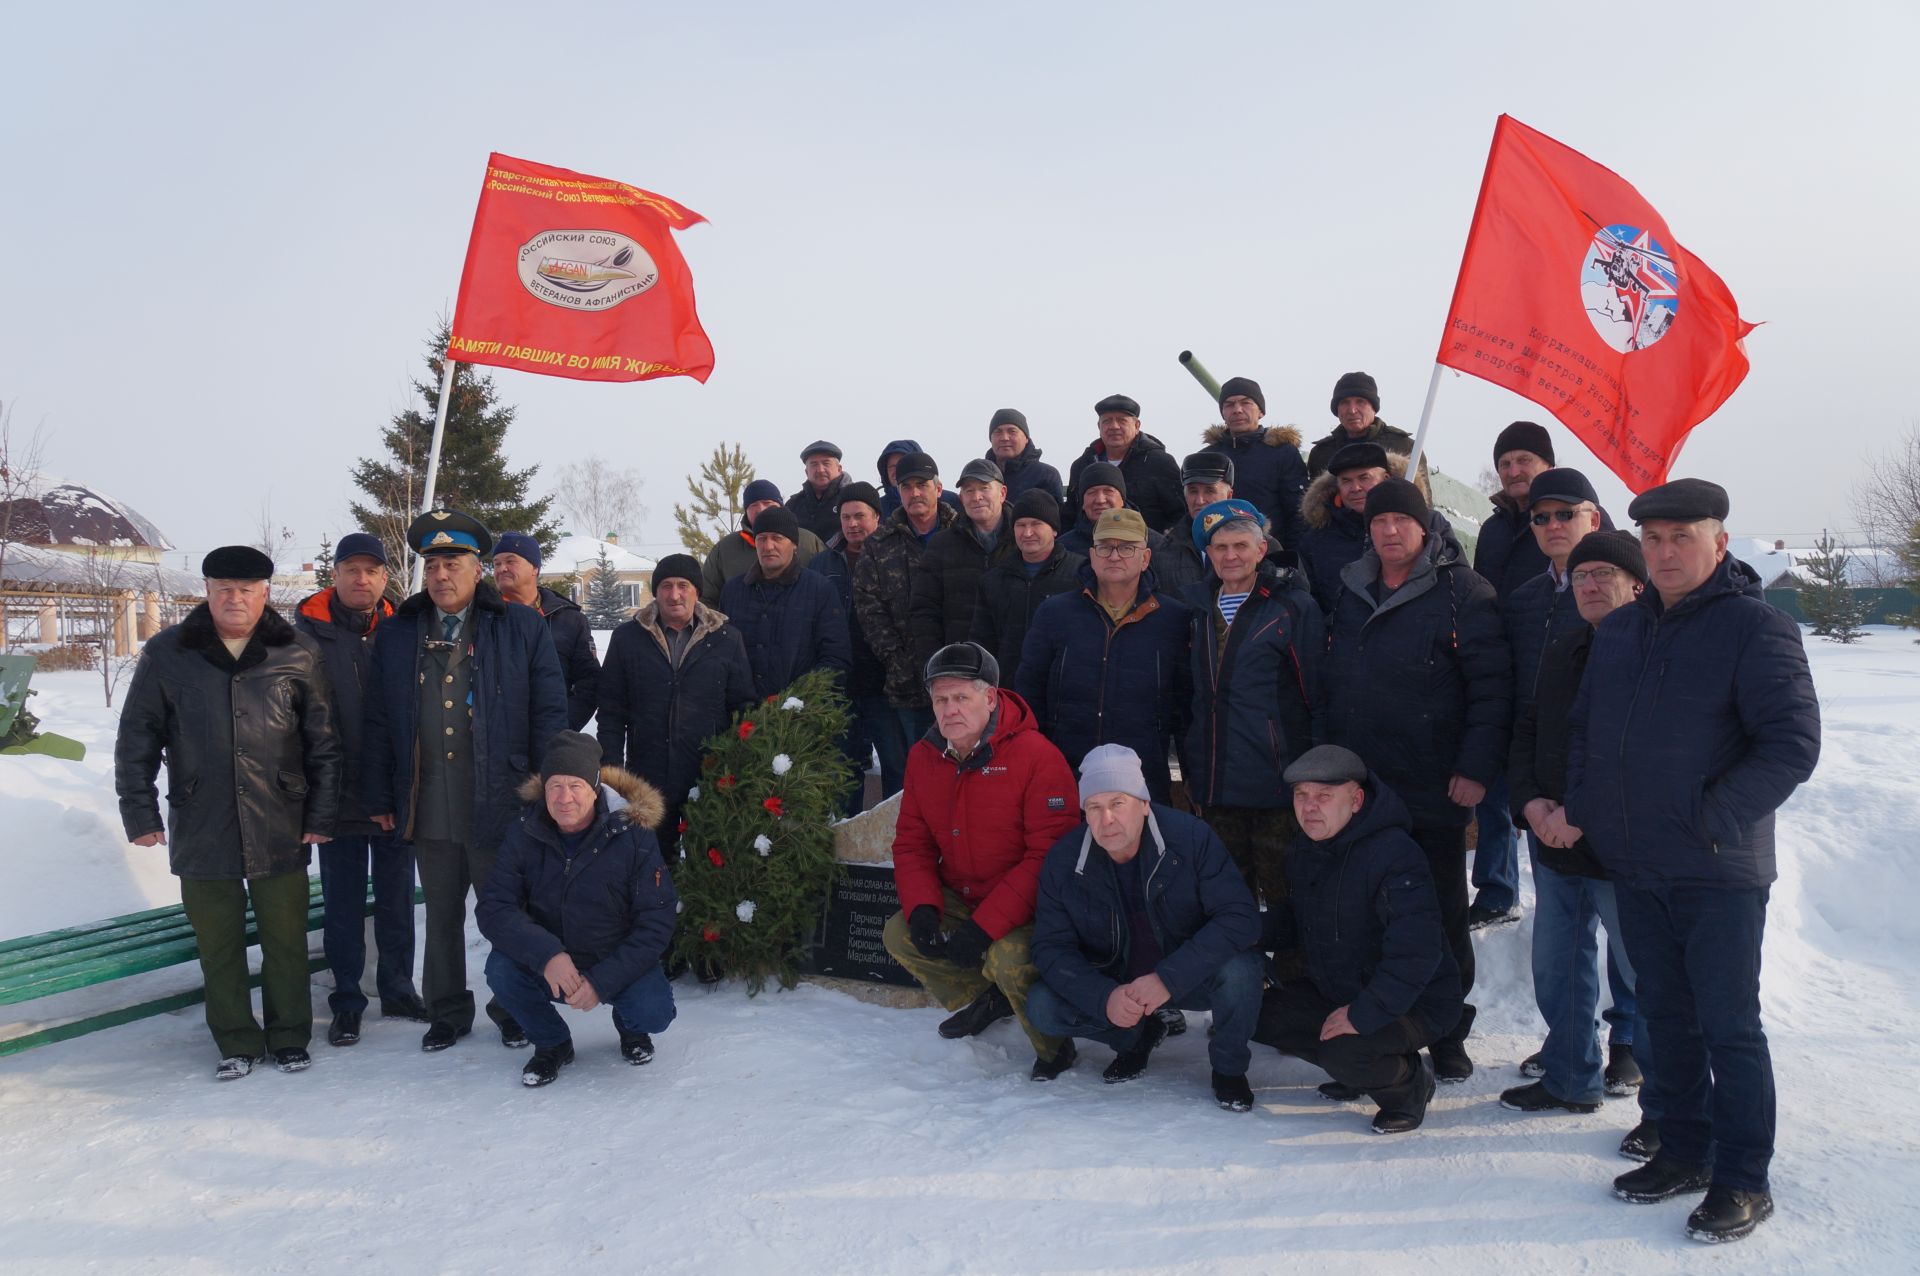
[853,503,959,707]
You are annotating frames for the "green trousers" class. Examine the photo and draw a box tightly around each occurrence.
[179,871,314,1057]
[1205,804,1305,983]
[881,889,1063,1059]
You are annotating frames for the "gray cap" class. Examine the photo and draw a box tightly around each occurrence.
[1627,477,1730,524]
[924,640,999,688]
[1078,743,1151,805]
[1282,744,1368,786]
[957,457,1005,487]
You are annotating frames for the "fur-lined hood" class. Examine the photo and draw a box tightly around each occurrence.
[515,764,666,833]
[1299,452,1426,530]
[1200,423,1304,449]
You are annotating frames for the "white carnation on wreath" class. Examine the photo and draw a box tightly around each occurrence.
[772,753,793,776]
[781,696,804,711]
[736,900,757,923]
[675,901,684,914]
[753,834,773,856]
[687,785,701,802]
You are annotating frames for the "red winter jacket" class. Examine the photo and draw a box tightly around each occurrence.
[891,690,1080,939]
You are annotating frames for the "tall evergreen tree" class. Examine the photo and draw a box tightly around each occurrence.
[673,442,756,557]
[585,545,628,627]
[350,323,557,585]
[1799,530,1867,643]
[313,534,334,591]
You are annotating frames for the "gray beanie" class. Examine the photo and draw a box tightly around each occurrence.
[1077,743,1151,806]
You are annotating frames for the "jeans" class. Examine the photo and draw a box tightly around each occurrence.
[483,950,677,1051]
[1528,839,1654,1114]
[1470,775,1520,913]
[1410,824,1475,1047]
[1253,981,1437,1104]
[1025,950,1267,1075]
[872,705,928,800]
[318,835,420,1014]
[1614,880,1774,1192]
[840,692,893,814]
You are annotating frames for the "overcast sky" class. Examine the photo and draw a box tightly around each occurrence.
[3,2,1914,566]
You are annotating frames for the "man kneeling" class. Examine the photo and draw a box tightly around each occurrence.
[1028,745,1265,1106]
[1253,745,1463,1133]
[478,731,678,1086]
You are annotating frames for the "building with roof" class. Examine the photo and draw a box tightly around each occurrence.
[536,534,657,618]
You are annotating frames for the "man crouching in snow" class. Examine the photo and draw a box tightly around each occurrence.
[1027,744,1265,1105]
[1251,745,1463,1134]
[477,731,677,1087]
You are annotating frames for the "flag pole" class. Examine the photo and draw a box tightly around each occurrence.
[409,354,459,593]
[1405,363,1444,474]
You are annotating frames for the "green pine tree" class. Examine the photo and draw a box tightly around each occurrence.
[585,545,628,627]
[313,534,335,591]
[1800,530,1867,643]
[349,322,558,585]
[673,442,755,557]
[671,669,854,993]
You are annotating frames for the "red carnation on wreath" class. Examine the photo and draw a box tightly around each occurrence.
[762,795,786,818]
[701,926,721,943]
[716,773,736,791]
[676,817,688,834]
[738,720,756,740]
[707,847,725,867]
[765,694,778,703]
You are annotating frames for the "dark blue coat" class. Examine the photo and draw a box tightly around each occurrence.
[596,605,756,830]
[1325,536,1512,828]
[1015,567,1192,800]
[1264,775,1463,1037]
[1567,556,1820,888]
[294,589,394,834]
[968,546,1086,694]
[1295,467,1462,616]
[1473,497,1548,601]
[991,441,1065,508]
[1503,569,1588,713]
[535,585,600,732]
[362,579,568,852]
[809,544,886,699]
[476,770,677,1001]
[1182,566,1326,810]
[1032,803,1260,1018]
[721,560,852,701]
[1199,425,1310,550]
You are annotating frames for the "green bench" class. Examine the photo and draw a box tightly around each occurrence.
[0,876,419,1057]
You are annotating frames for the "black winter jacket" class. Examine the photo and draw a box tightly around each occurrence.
[992,441,1065,508]
[1182,566,1326,810]
[1292,452,1442,614]
[909,510,1017,675]
[1567,556,1820,888]
[809,543,886,699]
[1263,775,1463,1038]
[1325,538,1512,828]
[786,472,851,545]
[477,768,676,1001]
[1508,625,1607,878]
[1503,569,1587,714]
[533,585,600,732]
[967,546,1085,692]
[1198,424,1309,549]
[1475,495,1618,603]
[116,604,342,879]
[721,559,851,701]
[1065,432,1186,533]
[293,589,395,834]
[1032,803,1260,1018]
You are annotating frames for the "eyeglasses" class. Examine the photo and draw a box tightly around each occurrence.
[1090,542,1143,559]
[1569,566,1621,587]
[1531,508,1590,526]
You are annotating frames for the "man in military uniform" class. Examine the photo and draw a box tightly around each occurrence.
[364,508,568,1052]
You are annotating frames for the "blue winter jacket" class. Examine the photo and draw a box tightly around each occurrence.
[362,579,568,852]
[1015,566,1192,801]
[721,560,852,701]
[1182,566,1326,810]
[1473,498,1549,601]
[1503,568,1588,714]
[1032,803,1260,1019]
[990,440,1066,508]
[1566,555,1820,888]
[1325,534,1511,828]
[1263,774,1463,1038]
[476,768,677,1001]
[1198,424,1310,551]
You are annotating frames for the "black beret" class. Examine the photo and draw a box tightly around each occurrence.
[1094,394,1141,418]
[893,452,940,483]
[1364,476,1429,525]
[988,408,1029,436]
[1180,452,1235,487]
[833,481,884,517]
[1329,371,1380,415]
[1011,488,1061,531]
[1218,376,1265,412]
[1494,420,1555,465]
[1327,441,1390,475]
[1283,744,1368,786]
[924,640,999,688]
[652,554,701,592]
[1627,478,1730,524]
[799,439,843,461]
[1567,529,1650,585]
[201,545,275,580]
[751,505,802,543]
[1525,467,1599,510]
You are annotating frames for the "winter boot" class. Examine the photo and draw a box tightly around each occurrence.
[619,1032,655,1065]
[1518,1050,1544,1077]
[380,994,430,1022]
[1619,1119,1661,1163]
[1155,1007,1188,1036]
[522,1040,575,1087]
[327,1011,361,1047]
[271,1047,311,1073]
[1211,1071,1255,1112]
[1686,1185,1773,1243]
[1030,1039,1077,1082]
[1467,901,1518,930]
[1370,1055,1436,1134]
[1318,1079,1366,1101]
[213,1054,256,1082]
[1604,1043,1643,1095]
[1102,1013,1169,1083]
[938,985,1013,1039]
[1613,1154,1711,1203]
[498,1017,530,1049]
[1429,1037,1474,1083]
[421,1022,470,1052]
[1499,1080,1599,1114]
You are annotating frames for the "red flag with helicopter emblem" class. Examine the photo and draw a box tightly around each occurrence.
[448,153,714,383]
[1435,116,1754,492]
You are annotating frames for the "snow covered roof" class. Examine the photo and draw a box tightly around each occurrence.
[0,541,203,595]
[0,483,172,550]
[540,535,656,576]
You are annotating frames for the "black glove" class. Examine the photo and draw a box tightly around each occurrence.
[907,906,946,959]
[943,920,991,969]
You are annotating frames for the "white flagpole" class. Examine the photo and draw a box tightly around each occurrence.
[1404,363,1444,475]
[409,354,459,593]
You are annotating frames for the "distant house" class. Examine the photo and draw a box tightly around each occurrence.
[535,534,657,619]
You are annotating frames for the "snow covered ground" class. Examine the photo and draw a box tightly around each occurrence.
[2,633,1918,1273]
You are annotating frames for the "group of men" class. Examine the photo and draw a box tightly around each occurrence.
[112,367,1820,1244]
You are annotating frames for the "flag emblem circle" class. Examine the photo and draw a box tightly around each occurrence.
[516,229,660,311]
[1581,223,1680,353]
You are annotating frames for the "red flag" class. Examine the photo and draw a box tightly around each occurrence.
[1436,116,1754,491]
[448,153,714,383]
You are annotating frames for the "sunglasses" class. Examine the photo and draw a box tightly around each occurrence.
[1530,508,1589,526]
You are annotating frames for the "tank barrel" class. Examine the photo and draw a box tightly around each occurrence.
[1176,350,1222,402]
